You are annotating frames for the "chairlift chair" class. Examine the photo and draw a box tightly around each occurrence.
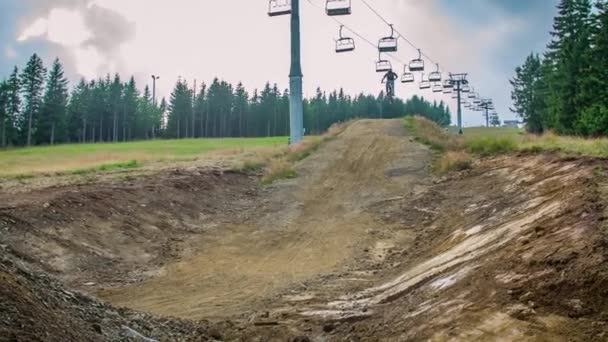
[419,73,431,90]
[268,0,292,16]
[376,53,392,73]
[473,98,482,105]
[442,79,454,89]
[432,83,443,93]
[452,92,458,99]
[401,65,414,83]
[443,88,452,94]
[409,49,424,72]
[335,26,355,53]
[378,24,398,53]
[326,0,351,16]
[461,85,471,93]
[429,63,442,82]
[468,92,477,99]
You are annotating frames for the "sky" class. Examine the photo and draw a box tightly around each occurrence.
[0,0,559,127]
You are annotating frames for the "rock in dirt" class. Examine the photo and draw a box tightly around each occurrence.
[507,304,536,320]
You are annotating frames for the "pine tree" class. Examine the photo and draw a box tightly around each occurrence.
[543,0,592,134]
[66,79,90,142]
[511,53,545,133]
[38,58,68,144]
[20,54,46,146]
[233,82,248,137]
[0,81,8,148]
[109,74,123,142]
[167,79,192,139]
[4,67,20,146]
[122,77,139,140]
[577,0,608,135]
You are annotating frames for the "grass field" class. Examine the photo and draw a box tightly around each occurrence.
[0,137,287,177]
[415,117,608,159]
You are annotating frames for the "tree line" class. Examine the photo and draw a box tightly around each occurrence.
[0,54,452,147]
[511,0,608,135]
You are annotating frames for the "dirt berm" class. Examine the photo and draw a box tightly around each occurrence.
[1,119,607,341]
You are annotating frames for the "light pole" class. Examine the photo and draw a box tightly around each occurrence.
[151,75,160,106]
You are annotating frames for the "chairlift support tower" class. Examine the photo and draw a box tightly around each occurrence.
[289,0,304,145]
[448,73,468,135]
[479,99,494,127]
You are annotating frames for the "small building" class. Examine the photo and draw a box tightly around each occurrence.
[502,120,521,128]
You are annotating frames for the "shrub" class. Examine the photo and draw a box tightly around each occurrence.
[465,137,516,156]
[261,160,297,185]
[435,151,473,174]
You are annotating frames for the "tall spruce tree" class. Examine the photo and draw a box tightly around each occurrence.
[0,81,8,147]
[511,53,545,133]
[578,0,608,135]
[20,54,46,146]
[66,79,90,142]
[38,58,68,144]
[543,0,592,134]
[167,79,192,139]
[4,67,20,146]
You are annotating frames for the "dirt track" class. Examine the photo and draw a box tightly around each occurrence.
[2,119,608,341]
[99,119,432,319]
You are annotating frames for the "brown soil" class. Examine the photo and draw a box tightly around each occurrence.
[1,119,608,341]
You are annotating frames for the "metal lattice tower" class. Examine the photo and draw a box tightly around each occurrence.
[449,73,468,135]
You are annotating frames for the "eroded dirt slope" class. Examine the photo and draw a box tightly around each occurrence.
[1,119,608,341]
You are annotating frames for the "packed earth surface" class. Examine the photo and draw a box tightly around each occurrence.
[1,119,607,341]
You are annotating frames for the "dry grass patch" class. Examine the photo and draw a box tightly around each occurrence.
[404,116,463,151]
[254,121,350,184]
[434,151,473,174]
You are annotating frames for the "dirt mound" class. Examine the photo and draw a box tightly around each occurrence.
[0,168,258,291]
[0,255,223,342]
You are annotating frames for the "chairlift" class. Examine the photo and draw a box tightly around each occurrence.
[268,0,291,16]
[468,92,476,99]
[443,88,452,94]
[473,98,482,105]
[429,63,442,82]
[442,79,453,89]
[432,83,442,93]
[461,85,471,93]
[401,65,414,83]
[326,0,351,16]
[376,53,392,73]
[419,73,431,90]
[409,49,424,72]
[378,24,398,52]
[335,26,355,53]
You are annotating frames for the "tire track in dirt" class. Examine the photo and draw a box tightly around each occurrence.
[99,119,432,320]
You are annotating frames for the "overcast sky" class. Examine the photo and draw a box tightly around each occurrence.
[0,0,558,126]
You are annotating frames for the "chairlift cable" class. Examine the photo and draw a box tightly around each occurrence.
[305,0,407,65]
[357,0,439,66]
